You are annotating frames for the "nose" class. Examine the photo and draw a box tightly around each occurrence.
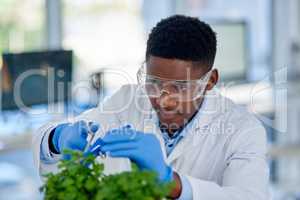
[156,88,178,110]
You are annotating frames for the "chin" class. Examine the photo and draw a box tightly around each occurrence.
[158,112,181,124]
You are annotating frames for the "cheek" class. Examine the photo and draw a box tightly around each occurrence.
[148,97,158,108]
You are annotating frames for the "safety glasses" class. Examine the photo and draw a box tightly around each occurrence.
[137,62,212,102]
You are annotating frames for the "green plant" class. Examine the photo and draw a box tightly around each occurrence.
[40,150,174,200]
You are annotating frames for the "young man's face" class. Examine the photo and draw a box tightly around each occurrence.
[145,56,218,132]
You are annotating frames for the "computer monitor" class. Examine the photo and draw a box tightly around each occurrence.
[1,50,73,110]
[209,21,249,82]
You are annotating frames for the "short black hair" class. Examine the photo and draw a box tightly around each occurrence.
[146,15,217,68]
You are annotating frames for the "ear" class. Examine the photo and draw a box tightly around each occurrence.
[206,69,218,91]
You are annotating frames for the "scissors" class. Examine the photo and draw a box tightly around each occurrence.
[83,122,106,158]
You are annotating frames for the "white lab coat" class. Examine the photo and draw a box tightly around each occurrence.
[32,84,270,200]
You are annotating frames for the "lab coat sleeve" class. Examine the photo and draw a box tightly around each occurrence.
[177,174,193,200]
[40,125,62,164]
[186,125,270,200]
[32,120,65,177]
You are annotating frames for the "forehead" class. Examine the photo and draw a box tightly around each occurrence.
[146,56,207,80]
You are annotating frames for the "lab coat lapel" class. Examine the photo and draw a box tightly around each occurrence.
[166,90,223,164]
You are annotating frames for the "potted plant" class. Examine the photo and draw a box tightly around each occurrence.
[40,150,174,200]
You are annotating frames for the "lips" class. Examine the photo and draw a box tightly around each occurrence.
[157,109,179,119]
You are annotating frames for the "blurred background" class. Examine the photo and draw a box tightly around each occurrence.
[0,0,299,199]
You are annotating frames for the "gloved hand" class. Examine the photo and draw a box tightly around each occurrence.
[89,126,173,183]
[52,120,99,159]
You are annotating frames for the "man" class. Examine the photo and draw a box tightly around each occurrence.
[33,15,269,199]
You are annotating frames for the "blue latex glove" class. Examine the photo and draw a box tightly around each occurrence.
[52,120,99,159]
[89,126,173,183]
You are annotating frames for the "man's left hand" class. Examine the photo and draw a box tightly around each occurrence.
[89,126,173,183]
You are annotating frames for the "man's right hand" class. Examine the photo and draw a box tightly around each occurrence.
[51,120,99,158]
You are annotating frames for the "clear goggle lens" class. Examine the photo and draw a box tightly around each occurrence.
[137,64,211,101]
